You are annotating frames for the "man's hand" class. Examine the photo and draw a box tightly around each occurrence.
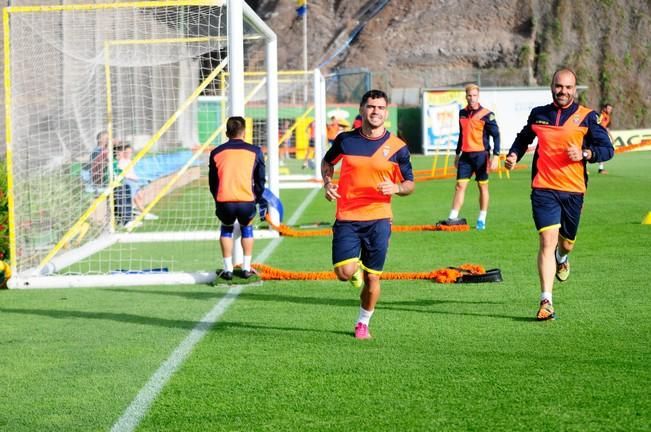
[454,154,460,168]
[504,153,517,170]
[323,177,340,201]
[490,155,499,172]
[378,180,400,196]
[567,145,583,162]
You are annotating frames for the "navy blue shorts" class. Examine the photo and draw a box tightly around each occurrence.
[531,189,584,241]
[457,151,489,182]
[332,219,391,274]
[215,202,256,226]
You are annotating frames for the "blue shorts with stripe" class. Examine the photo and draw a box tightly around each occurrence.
[332,219,391,273]
[531,189,584,241]
[215,202,256,226]
[457,151,489,182]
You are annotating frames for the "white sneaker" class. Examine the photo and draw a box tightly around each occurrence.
[143,213,159,220]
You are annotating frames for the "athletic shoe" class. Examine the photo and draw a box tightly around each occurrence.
[241,269,255,279]
[437,217,468,226]
[354,322,372,339]
[144,213,159,220]
[555,257,570,282]
[536,299,556,321]
[476,220,486,230]
[349,267,363,289]
[598,169,608,174]
[219,270,233,281]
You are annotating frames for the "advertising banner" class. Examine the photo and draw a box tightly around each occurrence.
[421,87,553,154]
[610,129,651,148]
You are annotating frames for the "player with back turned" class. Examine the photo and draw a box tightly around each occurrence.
[208,116,266,281]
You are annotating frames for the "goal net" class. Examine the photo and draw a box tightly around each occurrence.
[202,69,326,190]
[4,0,279,288]
[243,69,326,189]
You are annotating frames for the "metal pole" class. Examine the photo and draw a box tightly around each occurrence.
[266,35,279,198]
[227,0,245,266]
[303,3,308,73]
[302,1,308,105]
[227,0,244,116]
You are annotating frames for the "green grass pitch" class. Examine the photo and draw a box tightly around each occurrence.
[0,151,649,431]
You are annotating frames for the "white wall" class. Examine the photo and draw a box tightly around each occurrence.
[421,87,553,154]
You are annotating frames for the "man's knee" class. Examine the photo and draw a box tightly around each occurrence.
[539,229,559,249]
[334,263,357,281]
[241,224,254,238]
[366,272,380,283]
[559,237,575,253]
[220,224,234,238]
[334,266,351,281]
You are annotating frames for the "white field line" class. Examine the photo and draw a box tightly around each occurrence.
[110,187,322,432]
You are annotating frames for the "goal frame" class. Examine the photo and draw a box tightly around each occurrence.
[3,0,279,289]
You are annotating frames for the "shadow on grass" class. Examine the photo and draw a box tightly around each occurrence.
[108,288,537,323]
[215,320,352,337]
[102,288,511,310]
[383,289,536,322]
[5,289,533,329]
[0,307,354,336]
[102,288,360,307]
[385,299,504,306]
[0,307,199,329]
[382,304,537,322]
[104,287,221,301]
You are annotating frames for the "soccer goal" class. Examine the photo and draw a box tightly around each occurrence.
[208,69,326,188]
[272,69,326,189]
[4,0,279,288]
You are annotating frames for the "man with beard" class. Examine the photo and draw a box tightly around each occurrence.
[321,90,414,339]
[504,68,613,321]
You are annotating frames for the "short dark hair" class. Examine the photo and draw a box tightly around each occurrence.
[113,143,131,157]
[359,89,388,107]
[552,67,577,84]
[96,130,108,142]
[226,116,246,138]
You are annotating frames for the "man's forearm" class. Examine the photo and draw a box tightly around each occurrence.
[396,180,415,196]
[321,160,335,183]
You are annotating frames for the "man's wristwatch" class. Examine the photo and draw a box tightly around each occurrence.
[582,150,590,160]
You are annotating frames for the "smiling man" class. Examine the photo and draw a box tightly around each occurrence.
[321,89,415,339]
[504,68,614,321]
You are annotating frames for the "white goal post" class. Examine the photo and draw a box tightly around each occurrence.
[4,0,279,288]
[231,68,327,189]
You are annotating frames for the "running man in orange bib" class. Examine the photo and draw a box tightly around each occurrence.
[505,68,613,321]
[321,90,415,340]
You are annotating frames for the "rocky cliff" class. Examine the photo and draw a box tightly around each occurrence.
[250,0,651,128]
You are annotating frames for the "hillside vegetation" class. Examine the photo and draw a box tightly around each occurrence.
[254,0,650,128]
